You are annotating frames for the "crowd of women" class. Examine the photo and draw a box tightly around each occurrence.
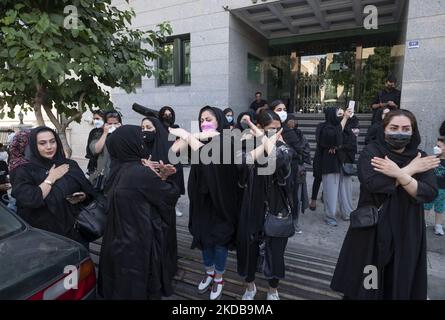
[4,101,442,300]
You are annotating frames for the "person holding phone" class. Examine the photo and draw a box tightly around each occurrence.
[11,127,96,247]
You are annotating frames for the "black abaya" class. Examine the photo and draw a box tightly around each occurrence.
[187,107,241,250]
[331,121,438,299]
[12,127,96,247]
[98,126,180,300]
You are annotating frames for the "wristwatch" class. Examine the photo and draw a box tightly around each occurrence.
[44,180,53,186]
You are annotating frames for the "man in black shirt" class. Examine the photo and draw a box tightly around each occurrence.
[370,75,401,124]
[249,91,268,114]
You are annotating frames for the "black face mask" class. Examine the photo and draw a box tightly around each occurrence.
[239,122,249,131]
[385,132,412,150]
[143,131,156,144]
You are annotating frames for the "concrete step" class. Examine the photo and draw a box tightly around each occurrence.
[89,224,342,300]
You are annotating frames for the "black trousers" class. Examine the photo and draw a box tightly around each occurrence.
[311,176,322,201]
[244,240,280,289]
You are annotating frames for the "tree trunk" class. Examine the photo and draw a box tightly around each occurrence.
[58,130,72,159]
[34,85,46,126]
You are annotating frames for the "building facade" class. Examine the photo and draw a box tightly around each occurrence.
[2,0,444,165]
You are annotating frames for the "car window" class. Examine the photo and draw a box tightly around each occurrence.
[0,206,24,240]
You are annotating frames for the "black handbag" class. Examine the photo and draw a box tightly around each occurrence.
[75,195,107,242]
[342,163,357,176]
[350,206,380,228]
[264,186,295,238]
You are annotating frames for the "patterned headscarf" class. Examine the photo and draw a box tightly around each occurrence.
[8,130,31,172]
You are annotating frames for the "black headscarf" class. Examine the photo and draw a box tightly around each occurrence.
[141,117,170,163]
[105,125,145,193]
[159,106,178,129]
[198,106,230,132]
[235,110,256,130]
[28,126,68,170]
[372,109,422,167]
[325,106,341,126]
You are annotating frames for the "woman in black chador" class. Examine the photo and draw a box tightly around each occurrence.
[98,125,179,300]
[331,109,439,299]
[141,116,182,285]
[236,110,294,301]
[169,106,241,300]
[12,127,96,247]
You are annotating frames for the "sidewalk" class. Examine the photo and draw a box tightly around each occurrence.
[176,168,445,299]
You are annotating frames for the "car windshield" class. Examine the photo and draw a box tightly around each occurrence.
[0,206,24,240]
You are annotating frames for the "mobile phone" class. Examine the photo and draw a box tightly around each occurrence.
[433,146,442,157]
[66,192,84,200]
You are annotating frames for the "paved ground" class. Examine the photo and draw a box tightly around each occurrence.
[175,167,445,299]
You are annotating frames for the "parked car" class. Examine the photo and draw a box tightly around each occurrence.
[0,204,96,300]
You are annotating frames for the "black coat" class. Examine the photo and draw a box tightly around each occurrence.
[317,108,343,175]
[331,129,438,299]
[338,126,357,164]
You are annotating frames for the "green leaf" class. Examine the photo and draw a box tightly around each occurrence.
[35,14,50,33]
[14,4,25,11]
[2,10,18,25]
[9,47,19,58]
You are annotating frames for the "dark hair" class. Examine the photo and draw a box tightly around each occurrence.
[269,100,285,111]
[438,136,445,143]
[382,109,417,132]
[104,110,122,123]
[257,110,281,128]
[255,92,262,96]
[92,110,104,117]
[141,117,153,125]
[223,108,233,115]
[387,74,397,83]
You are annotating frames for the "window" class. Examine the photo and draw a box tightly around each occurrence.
[248,54,263,84]
[158,35,191,86]
[159,42,174,85]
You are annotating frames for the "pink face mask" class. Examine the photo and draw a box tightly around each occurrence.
[201,121,217,132]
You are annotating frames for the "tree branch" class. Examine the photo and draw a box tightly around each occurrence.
[42,103,62,132]
[34,84,46,126]
[63,92,86,129]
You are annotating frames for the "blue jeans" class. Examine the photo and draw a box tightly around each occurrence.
[202,245,228,274]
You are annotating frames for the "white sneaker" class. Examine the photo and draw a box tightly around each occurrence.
[176,208,183,217]
[434,224,444,236]
[267,291,280,300]
[198,273,214,294]
[210,279,224,300]
[241,284,257,300]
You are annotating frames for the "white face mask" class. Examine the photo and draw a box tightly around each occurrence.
[108,126,117,134]
[276,111,287,123]
[93,119,104,129]
[0,151,8,162]
[433,146,442,156]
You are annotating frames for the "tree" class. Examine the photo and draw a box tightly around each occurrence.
[326,51,355,104]
[360,47,392,112]
[0,0,172,156]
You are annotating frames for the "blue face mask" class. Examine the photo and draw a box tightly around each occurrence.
[226,116,233,124]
